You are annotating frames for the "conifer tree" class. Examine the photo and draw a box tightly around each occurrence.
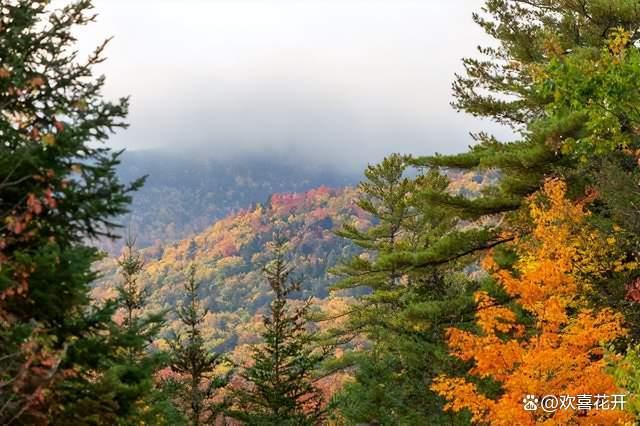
[115,235,164,361]
[452,0,640,127]
[330,155,475,424]
[333,154,416,293]
[407,1,640,262]
[111,236,185,425]
[392,0,640,341]
[117,236,148,338]
[167,264,228,426]
[0,1,145,423]
[229,240,329,426]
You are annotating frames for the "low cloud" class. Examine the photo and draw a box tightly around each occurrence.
[69,0,511,169]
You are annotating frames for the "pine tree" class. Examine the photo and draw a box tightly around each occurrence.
[409,1,640,260]
[117,236,148,339]
[167,264,228,426]
[0,1,145,423]
[229,239,329,426]
[333,154,416,294]
[329,154,474,424]
[402,0,640,340]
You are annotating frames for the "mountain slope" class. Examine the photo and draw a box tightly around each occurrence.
[94,166,494,355]
[94,186,369,351]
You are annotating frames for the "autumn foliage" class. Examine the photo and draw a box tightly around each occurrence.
[6,0,640,424]
[432,180,633,425]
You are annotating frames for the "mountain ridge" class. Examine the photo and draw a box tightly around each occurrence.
[102,150,362,253]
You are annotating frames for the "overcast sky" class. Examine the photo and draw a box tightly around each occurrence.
[70,0,509,169]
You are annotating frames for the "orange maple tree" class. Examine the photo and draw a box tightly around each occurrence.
[431,179,633,425]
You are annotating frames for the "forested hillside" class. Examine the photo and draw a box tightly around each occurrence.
[94,169,493,353]
[103,151,360,252]
[94,187,367,352]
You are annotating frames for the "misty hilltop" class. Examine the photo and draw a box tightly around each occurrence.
[102,150,497,254]
[104,150,362,252]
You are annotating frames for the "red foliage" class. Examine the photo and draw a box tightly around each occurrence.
[217,238,238,257]
[626,277,640,303]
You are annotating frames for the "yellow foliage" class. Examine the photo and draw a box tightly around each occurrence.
[41,133,55,146]
[431,377,497,424]
[432,179,631,425]
[608,27,632,58]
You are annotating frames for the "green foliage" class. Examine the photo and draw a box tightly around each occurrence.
[417,1,640,227]
[330,154,477,424]
[117,236,149,333]
[334,351,471,426]
[110,237,182,425]
[415,0,640,219]
[610,343,640,421]
[414,0,640,347]
[47,229,172,426]
[531,28,640,160]
[229,240,329,426]
[0,1,144,423]
[452,0,640,128]
[166,265,229,426]
[333,155,418,291]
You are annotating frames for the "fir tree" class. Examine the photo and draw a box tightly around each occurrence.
[229,239,329,426]
[167,264,228,426]
[333,154,416,292]
[117,235,148,338]
[111,236,185,425]
[0,1,146,423]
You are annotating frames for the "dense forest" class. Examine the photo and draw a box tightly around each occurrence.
[93,174,487,358]
[4,1,640,425]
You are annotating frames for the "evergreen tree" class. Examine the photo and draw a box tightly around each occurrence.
[229,239,329,426]
[381,4,640,421]
[356,4,640,424]
[117,236,148,340]
[0,1,146,423]
[413,0,640,253]
[167,264,228,426]
[329,154,474,424]
[111,236,185,425]
[395,1,640,336]
[453,0,640,126]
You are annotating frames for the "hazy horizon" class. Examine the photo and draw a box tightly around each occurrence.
[68,0,511,169]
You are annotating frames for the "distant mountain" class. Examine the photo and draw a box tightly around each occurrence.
[104,150,361,253]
